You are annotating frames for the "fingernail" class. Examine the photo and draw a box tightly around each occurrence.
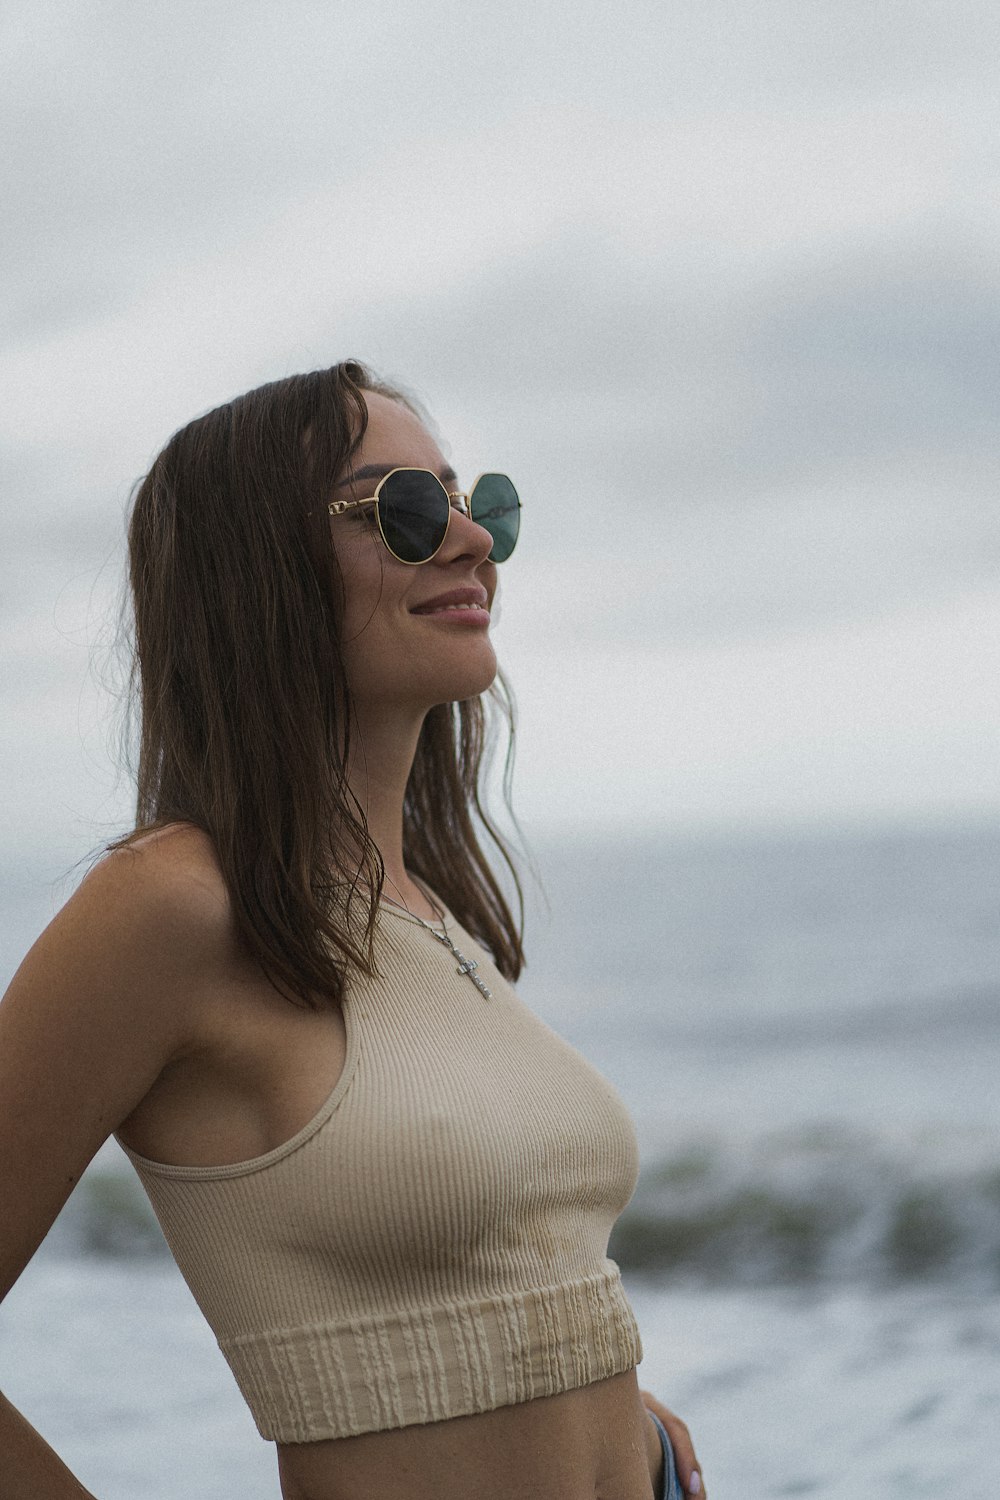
[688,1472,702,1495]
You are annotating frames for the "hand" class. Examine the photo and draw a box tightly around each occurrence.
[639,1388,706,1498]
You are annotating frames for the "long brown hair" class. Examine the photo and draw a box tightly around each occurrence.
[110,360,526,1007]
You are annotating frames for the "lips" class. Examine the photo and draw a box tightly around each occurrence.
[410,587,490,614]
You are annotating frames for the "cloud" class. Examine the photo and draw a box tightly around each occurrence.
[2,0,997,342]
[0,0,408,340]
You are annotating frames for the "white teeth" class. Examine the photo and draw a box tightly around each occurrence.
[415,599,486,613]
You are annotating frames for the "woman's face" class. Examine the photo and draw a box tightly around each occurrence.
[329,391,500,715]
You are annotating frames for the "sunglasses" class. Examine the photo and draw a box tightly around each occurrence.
[328,467,520,565]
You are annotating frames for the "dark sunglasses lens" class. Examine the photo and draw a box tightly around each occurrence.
[470,474,520,563]
[377,470,450,562]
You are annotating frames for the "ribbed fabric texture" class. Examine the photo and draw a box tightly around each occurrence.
[117,899,644,1442]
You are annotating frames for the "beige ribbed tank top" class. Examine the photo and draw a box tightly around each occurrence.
[116,897,644,1443]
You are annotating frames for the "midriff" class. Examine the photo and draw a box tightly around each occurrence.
[277,1367,660,1500]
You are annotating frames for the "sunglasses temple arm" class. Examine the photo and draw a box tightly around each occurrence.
[328,497,378,516]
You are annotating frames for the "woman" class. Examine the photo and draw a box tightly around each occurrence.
[0,361,705,1499]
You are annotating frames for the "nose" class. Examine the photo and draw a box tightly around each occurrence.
[438,502,496,567]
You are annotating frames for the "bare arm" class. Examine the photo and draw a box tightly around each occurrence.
[0,837,225,1498]
[0,1392,98,1500]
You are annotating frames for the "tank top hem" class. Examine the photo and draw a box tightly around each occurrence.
[220,1266,644,1443]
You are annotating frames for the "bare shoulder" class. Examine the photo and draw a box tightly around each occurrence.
[4,822,240,1072]
[91,819,229,916]
[75,822,237,974]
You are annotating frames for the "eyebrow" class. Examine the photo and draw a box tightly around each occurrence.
[335,463,459,490]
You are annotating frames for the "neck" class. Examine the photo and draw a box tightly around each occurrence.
[341,700,425,901]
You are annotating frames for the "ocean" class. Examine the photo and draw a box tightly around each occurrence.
[1,820,997,1497]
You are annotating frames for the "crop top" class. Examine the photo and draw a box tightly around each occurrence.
[116,897,644,1443]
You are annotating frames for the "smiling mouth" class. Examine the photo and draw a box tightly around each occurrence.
[410,583,491,614]
[412,602,488,614]
[409,604,493,629]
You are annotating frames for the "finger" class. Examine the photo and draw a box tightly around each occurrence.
[638,1392,704,1497]
[661,1415,703,1496]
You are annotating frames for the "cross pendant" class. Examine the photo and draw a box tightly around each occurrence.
[455,952,492,999]
[455,955,492,999]
[433,931,492,999]
[431,924,491,996]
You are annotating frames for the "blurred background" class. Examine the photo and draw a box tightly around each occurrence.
[1,3,998,1497]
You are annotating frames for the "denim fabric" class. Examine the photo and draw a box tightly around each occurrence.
[647,1410,684,1500]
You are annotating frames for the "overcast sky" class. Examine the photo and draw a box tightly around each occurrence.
[2,0,998,883]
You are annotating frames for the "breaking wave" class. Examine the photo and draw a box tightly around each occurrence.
[611,1123,1000,1288]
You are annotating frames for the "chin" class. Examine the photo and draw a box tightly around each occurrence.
[430,646,499,705]
[446,667,499,704]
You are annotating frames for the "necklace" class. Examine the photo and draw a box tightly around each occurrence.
[380,880,493,1000]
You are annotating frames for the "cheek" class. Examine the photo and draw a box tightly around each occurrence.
[336,543,391,624]
[337,578,413,679]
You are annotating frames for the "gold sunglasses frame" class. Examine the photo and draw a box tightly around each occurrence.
[327,466,519,566]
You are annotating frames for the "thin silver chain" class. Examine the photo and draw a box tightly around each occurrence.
[380,878,492,1000]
